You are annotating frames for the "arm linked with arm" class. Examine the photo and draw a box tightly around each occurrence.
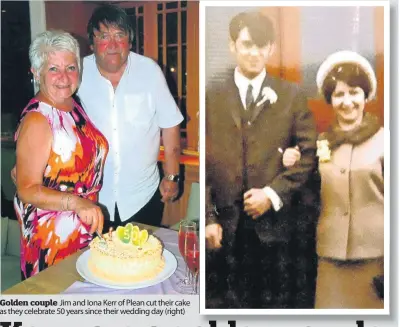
[269,89,318,206]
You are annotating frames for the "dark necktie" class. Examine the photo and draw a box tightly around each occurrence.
[245,84,254,110]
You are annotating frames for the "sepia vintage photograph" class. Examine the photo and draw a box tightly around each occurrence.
[202,1,389,313]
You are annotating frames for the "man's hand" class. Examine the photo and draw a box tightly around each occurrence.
[205,223,223,249]
[11,165,16,185]
[159,178,179,203]
[243,188,272,219]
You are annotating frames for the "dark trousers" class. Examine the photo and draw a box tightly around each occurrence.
[234,215,294,308]
[206,210,318,309]
[206,213,288,309]
[102,188,164,233]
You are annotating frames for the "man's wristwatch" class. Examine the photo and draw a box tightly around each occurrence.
[164,174,180,183]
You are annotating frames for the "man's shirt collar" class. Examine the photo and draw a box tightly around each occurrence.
[234,67,266,96]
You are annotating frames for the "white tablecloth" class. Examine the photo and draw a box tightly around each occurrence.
[62,228,197,294]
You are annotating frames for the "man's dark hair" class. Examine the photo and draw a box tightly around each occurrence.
[87,4,133,45]
[322,63,372,104]
[229,11,275,47]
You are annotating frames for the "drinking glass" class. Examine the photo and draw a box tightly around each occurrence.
[184,228,199,294]
[178,220,197,285]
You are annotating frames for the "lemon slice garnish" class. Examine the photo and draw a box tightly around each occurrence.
[125,223,134,230]
[138,230,148,246]
[116,226,130,244]
[131,228,140,245]
[131,225,140,245]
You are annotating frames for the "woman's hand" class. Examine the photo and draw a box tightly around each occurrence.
[72,197,104,235]
[282,146,301,168]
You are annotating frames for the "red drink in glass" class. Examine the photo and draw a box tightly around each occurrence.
[185,249,199,274]
[177,220,197,289]
[178,230,185,257]
[179,231,197,257]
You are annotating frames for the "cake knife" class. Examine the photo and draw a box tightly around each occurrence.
[95,231,108,248]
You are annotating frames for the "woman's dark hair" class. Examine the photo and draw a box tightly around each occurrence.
[229,11,275,47]
[322,63,371,104]
[87,4,133,45]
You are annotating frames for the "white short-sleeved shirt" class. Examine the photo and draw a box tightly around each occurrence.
[77,52,184,221]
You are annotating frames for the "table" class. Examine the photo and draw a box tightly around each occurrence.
[2,223,192,295]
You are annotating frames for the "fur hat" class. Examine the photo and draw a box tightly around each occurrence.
[316,50,377,101]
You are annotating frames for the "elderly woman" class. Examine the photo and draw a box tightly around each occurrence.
[283,51,384,308]
[14,30,109,279]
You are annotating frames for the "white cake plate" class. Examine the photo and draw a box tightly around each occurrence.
[76,249,177,289]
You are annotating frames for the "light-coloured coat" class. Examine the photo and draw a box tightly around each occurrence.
[317,128,384,260]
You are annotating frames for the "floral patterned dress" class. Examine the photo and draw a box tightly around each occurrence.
[14,98,109,279]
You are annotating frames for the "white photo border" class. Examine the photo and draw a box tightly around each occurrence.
[199,0,391,316]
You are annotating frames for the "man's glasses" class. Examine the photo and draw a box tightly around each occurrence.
[94,32,128,44]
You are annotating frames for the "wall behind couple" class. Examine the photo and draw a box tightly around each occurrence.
[46,1,97,57]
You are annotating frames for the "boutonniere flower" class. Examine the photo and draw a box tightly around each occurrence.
[256,86,278,107]
[316,140,331,162]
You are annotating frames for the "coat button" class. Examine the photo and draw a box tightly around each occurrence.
[344,212,349,216]
[340,168,346,174]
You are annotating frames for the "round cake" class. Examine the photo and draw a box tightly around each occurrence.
[88,227,165,283]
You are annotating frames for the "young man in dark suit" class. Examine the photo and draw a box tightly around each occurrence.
[205,11,319,309]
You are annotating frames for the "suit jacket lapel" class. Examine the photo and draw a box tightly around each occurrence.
[249,74,279,123]
[224,76,243,130]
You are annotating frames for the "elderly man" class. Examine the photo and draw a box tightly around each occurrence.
[78,4,183,229]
